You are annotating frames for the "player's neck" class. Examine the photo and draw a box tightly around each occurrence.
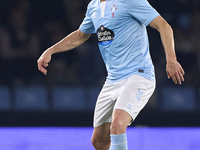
[100,0,106,2]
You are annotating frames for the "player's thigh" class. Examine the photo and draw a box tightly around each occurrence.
[92,122,111,145]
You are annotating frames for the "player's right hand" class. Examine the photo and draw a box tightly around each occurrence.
[37,51,51,75]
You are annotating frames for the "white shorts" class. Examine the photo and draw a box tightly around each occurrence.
[93,75,155,127]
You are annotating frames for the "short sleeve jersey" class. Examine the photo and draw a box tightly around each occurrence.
[79,0,159,83]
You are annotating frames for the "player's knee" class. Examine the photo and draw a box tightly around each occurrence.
[110,118,127,134]
[91,136,110,150]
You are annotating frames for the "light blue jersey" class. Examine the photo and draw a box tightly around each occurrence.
[79,0,159,83]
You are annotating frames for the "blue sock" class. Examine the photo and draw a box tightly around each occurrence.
[109,133,128,150]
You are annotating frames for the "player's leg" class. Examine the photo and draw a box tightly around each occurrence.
[109,109,132,150]
[111,109,132,134]
[91,110,131,150]
[109,75,155,150]
[91,80,119,150]
[91,122,111,150]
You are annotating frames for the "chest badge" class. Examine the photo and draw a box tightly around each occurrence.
[111,5,117,18]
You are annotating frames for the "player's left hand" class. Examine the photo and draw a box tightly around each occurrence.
[166,60,185,85]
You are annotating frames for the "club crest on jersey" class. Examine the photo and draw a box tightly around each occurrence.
[97,25,114,46]
[111,5,117,18]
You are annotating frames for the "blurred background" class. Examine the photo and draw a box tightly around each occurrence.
[0,0,200,128]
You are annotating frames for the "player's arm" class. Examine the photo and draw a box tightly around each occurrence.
[149,15,185,85]
[37,29,91,75]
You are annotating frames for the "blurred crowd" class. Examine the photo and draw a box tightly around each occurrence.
[149,0,200,87]
[0,0,199,87]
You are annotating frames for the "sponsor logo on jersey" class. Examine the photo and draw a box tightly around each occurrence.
[97,25,114,46]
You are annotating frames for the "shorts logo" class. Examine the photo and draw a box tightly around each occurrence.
[127,104,132,110]
[137,88,143,101]
[97,25,115,46]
